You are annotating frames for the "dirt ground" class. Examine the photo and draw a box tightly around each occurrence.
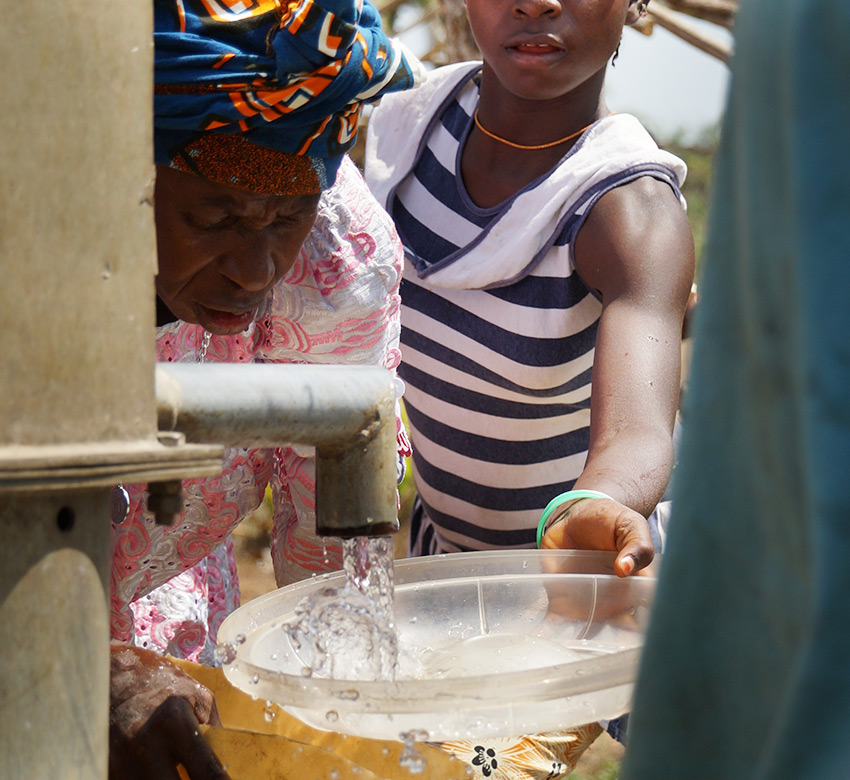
[230,506,626,779]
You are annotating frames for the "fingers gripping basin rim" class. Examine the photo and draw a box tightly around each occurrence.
[536,490,614,548]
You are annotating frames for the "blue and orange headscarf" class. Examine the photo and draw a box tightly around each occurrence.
[154,0,422,194]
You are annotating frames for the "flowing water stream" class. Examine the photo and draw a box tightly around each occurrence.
[284,536,400,682]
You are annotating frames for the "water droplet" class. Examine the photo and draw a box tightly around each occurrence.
[235,633,246,645]
[326,710,339,722]
[250,673,259,685]
[400,729,429,743]
[264,702,276,722]
[213,642,237,665]
[336,689,360,701]
[398,730,428,774]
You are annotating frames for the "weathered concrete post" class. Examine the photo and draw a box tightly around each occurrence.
[0,3,220,777]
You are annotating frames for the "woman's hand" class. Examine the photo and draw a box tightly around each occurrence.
[540,496,655,577]
[109,643,230,780]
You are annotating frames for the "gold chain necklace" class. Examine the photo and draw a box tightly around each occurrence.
[473,109,602,151]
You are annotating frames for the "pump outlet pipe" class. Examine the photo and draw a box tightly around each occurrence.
[156,363,400,538]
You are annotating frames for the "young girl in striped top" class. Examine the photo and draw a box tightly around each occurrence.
[366,0,694,775]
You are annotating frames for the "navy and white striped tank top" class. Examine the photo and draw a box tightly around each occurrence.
[367,64,685,556]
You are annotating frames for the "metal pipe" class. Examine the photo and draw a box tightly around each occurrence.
[155,363,400,538]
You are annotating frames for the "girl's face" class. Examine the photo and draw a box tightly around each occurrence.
[465,0,638,102]
[154,165,320,335]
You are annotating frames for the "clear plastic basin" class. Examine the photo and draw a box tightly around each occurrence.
[217,549,655,741]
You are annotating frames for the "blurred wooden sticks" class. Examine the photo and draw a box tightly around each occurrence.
[373,0,738,67]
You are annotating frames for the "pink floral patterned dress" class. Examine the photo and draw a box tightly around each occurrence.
[110,158,411,663]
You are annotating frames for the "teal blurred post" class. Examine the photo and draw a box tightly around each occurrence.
[623,1,850,778]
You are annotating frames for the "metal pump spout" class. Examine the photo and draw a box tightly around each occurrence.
[155,362,400,538]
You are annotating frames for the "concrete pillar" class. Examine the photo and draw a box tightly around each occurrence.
[0,3,220,777]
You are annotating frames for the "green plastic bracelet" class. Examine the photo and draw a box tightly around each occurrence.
[536,489,614,548]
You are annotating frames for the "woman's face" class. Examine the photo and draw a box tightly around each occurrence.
[154,165,321,335]
[465,0,637,102]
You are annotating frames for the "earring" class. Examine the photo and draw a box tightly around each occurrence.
[638,1,649,17]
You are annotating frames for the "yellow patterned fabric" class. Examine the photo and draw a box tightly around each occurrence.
[171,657,470,780]
[438,723,603,779]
